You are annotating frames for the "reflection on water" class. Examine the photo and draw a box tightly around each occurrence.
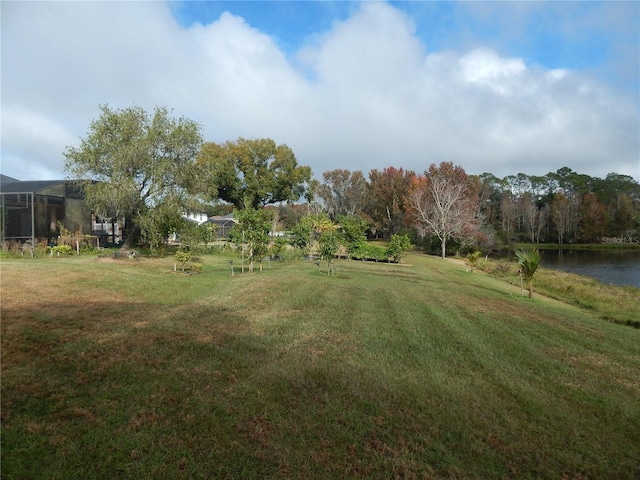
[539,249,640,288]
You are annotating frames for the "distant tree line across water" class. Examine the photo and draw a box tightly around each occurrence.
[309,165,640,252]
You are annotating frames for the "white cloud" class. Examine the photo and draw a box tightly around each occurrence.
[459,48,526,94]
[188,12,310,139]
[1,1,638,183]
[1,104,78,178]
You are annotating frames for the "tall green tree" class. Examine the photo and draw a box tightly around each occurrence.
[64,105,203,248]
[336,214,368,255]
[549,167,594,198]
[198,138,312,210]
[610,193,638,237]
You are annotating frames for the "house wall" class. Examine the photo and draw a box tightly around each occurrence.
[184,212,208,224]
[64,197,92,234]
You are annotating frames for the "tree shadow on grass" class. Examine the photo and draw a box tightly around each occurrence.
[1,298,269,478]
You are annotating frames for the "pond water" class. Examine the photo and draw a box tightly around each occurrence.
[538,249,640,288]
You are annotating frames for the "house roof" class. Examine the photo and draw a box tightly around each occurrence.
[0,179,67,194]
[208,215,236,226]
[1,174,20,185]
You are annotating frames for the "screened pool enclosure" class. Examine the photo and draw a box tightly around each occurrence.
[0,177,92,246]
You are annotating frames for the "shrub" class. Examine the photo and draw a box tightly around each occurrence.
[2,241,22,257]
[489,260,513,276]
[270,237,288,259]
[276,247,303,263]
[174,249,192,272]
[35,239,49,257]
[50,245,73,256]
[337,214,368,254]
[351,243,389,262]
[387,234,412,263]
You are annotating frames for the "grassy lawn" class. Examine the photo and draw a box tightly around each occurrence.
[2,252,639,479]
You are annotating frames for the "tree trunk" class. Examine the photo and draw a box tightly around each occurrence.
[527,278,533,298]
[441,236,446,259]
[122,223,141,250]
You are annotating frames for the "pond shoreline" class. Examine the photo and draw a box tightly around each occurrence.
[509,242,640,251]
[475,256,639,328]
[485,243,640,289]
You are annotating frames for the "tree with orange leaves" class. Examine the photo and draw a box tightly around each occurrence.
[366,167,416,238]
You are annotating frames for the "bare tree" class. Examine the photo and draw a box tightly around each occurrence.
[520,194,539,243]
[501,195,518,242]
[550,192,576,244]
[535,204,549,243]
[407,162,480,259]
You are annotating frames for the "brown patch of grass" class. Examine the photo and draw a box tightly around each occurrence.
[547,347,640,392]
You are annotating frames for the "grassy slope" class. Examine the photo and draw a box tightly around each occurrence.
[1,253,639,479]
[478,257,640,327]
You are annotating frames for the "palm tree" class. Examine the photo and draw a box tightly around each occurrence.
[515,248,541,298]
[465,250,482,272]
[309,214,338,258]
[311,215,338,235]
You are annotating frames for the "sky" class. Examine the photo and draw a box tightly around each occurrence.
[2,0,639,183]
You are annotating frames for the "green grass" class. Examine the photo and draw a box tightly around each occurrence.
[479,257,640,327]
[2,252,639,479]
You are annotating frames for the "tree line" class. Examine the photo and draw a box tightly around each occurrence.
[313,164,640,254]
[64,105,640,257]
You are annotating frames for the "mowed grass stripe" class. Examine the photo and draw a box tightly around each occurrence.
[1,253,639,479]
